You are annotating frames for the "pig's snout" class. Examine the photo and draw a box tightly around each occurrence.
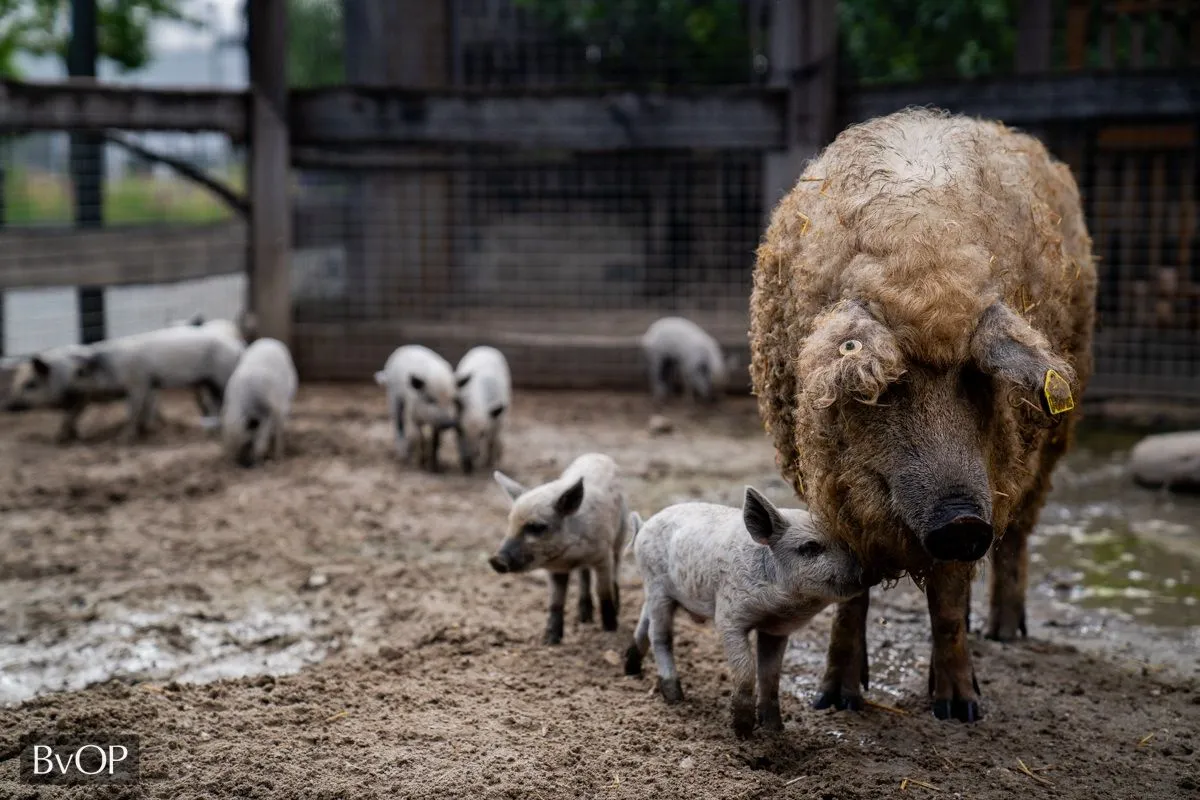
[922,498,994,562]
[4,399,30,412]
[488,555,510,573]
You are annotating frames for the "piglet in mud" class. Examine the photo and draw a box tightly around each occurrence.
[375,345,466,472]
[220,338,298,468]
[489,453,630,645]
[453,346,512,474]
[2,345,125,441]
[625,488,864,738]
[640,316,738,405]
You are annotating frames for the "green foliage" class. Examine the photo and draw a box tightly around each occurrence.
[288,0,343,87]
[0,0,195,77]
[838,0,1017,83]
[511,0,752,86]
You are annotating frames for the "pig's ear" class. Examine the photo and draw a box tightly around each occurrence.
[554,477,585,517]
[743,486,787,547]
[970,301,1076,416]
[799,301,905,409]
[30,357,51,377]
[456,372,472,389]
[493,470,527,503]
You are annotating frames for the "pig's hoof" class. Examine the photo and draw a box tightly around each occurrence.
[813,689,863,712]
[985,610,1027,642]
[731,702,756,739]
[623,646,643,676]
[658,678,684,704]
[543,629,563,646]
[578,600,595,624]
[600,599,618,631]
[757,706,784,733]
[932,698,983,723]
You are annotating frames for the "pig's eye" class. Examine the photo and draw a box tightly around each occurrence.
[796,540,825,558]
[522,522,548,536]
[839,340,862,356]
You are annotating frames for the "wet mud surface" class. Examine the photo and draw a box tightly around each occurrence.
[1,388,1197,799]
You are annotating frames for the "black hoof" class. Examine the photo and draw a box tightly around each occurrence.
[932,698,983,722]
[658,677,684,704]
[543,629,563,646]
[757,706,784,732]
[624,646,643,676]
[813,690,863,712]
[600,598,618,632]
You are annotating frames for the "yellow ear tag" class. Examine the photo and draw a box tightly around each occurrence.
[1043,369,1074,415]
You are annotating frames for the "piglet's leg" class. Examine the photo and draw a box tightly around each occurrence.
[927,562,982,722]
[755,632,788,732]
[648,596,682,703]
[544,572,570,645]
[814,590,870,712]
[720,626,757,740]
[594,557,619,631]
[577,568,594,624]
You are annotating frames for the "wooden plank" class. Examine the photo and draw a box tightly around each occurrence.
[1016,0,1054,74]
[844,72,1200,125]
[0,79,247,137]
[0,223,246,290]
[290,87,787,151]
[1065,0,1091,71]
[1130,16,1147,68]
[247,0,292,346]
[1097,123,1196,149]
[1119,155,1141,326]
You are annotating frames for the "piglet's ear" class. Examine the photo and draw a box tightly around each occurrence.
[554,477,585,517]
[970,301,1076,416]
[493,470,527,503]
[456,372,472,389]
[30,357,51,377]
[742,485,787,547]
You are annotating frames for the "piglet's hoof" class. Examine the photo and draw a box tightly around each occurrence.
[757,705,784,733]
[932,698,983,723]
[623,646,643,676]
[542,628,563,646]
[731,699,756,740]
[658,677,684,704]
[813,689,863,712]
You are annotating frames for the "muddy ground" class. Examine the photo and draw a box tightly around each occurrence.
[0,388,1197,799]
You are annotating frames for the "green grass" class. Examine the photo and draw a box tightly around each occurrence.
[3,169,241,226]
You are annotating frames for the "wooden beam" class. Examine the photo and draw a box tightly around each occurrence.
[0,223,245,290]
[0,79,247,138]
[289,87,787,151]
[104,133,249,215]
[846,71,1200,125]
[247,0,291,346]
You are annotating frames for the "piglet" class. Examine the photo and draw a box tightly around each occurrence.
[490,453,630,644]
[375,345,466,472]
[453,346,511,473]
[640,316,738,405]
[220,337,298,467]
[625,488,864,738]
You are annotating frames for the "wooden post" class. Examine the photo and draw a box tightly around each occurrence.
[247,0,291,345]
[1016,0,1054,74]
[761,0,838,226]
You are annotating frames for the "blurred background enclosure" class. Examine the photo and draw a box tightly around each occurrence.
[1,0,1198,399]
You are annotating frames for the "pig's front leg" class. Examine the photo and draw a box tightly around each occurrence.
[814,590,870,711]
[927,562,982,722]
[755,631,788,732]
[720,625,757,739]
[576,568,594,624]
[544,571,570,645]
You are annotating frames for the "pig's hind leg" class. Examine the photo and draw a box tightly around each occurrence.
[624,599,651,676]
[648,595,683,703]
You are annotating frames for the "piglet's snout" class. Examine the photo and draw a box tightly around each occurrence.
[922,497,994,562]
[488,555,510,574]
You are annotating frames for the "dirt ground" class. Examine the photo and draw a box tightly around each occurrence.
[0,387,1197,800]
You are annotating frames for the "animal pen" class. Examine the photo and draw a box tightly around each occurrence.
[1,0,1198,400]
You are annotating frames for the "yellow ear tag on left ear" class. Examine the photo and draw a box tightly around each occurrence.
[1043,369,1074,415]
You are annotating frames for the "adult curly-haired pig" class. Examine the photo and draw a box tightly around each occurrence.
[375,345,466,472]
[453,346,511,473]
[641,317,738,405]
[489,453,630,645]
[750,108,1096,722]
[3,345,124,441]
[221,338,298,468]
[624,489,863,738]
